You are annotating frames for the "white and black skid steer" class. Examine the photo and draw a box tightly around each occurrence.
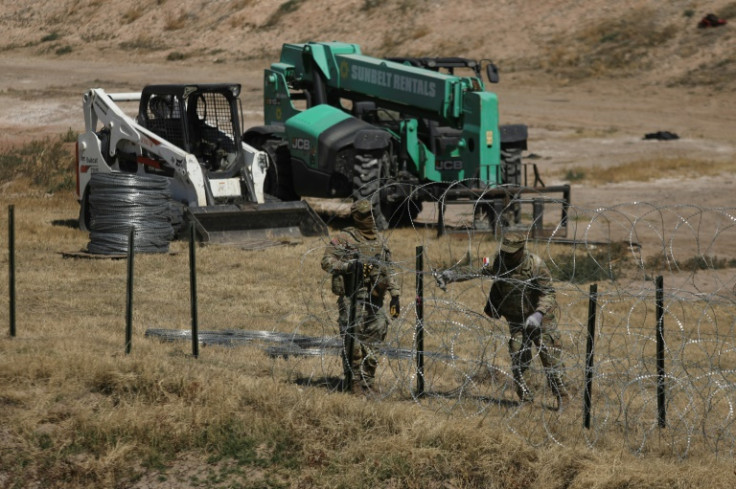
[76,84,327,247]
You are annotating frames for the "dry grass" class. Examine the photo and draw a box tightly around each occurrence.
[163,12,189,31]
[2,174,736,487]
[563,156,736,185]
[539,7,679,79]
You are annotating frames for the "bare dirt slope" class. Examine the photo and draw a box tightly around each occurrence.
[1,0,735,255]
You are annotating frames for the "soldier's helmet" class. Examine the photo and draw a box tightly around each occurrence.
[351,199,373,217]
[500,232,527,253]
[351,199,377,238]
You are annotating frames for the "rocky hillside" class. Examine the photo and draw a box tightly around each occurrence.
[1,0,735,90]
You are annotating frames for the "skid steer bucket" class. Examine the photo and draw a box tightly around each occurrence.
[186,201,328,245]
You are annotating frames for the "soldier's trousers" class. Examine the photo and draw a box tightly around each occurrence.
[508,324,566,399]
[337,295,351,379]
[345,300,389,389]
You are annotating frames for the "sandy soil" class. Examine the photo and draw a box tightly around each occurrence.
[1,26,735,301]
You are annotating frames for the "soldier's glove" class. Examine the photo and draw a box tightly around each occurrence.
[390,295,400,318]
[524,311,544,331]
[433,269,454,291]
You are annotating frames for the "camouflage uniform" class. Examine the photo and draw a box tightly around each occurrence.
[321,200,400,394]
[437,232,567,403]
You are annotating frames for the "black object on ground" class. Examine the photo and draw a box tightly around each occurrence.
[698,13,727,28]
[644,131,679,141]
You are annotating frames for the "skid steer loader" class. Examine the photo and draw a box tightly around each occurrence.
[75,84,327,245]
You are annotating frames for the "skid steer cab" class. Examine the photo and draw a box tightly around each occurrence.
[76,84,327,245]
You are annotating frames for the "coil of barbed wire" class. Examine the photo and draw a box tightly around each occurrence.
[275,184,736,458]
[87,172,176,254]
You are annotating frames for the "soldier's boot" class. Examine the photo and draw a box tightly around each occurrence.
[362,363,379,397]
[547,371,569,410]
[509,333,534,403]
[512,367,534,403]
[350,379,366,395]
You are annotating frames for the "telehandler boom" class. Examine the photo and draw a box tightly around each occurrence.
[244,42,569,234]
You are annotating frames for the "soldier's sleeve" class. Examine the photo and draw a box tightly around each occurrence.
[533,255,557,315]
[484,280,503,319]
[321,235,349,274]
[383,245,401,298]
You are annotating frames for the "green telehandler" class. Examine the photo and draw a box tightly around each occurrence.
[244,42,569,234]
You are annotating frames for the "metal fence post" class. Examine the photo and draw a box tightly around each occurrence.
[583,283,597,429]
[190,223,199,359]
[656,275,666,428]
[125,227,134,354]
[415,246,425,397]
[436,201,446,238]
[8,205,16,337]
[531,198,544,237]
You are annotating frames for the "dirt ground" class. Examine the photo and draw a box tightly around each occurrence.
[2,53,734,256]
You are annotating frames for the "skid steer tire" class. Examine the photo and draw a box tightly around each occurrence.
[352,153,389,230]
[78,188,91,232]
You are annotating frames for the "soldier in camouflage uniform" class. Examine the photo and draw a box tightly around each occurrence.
[435,232,567,404]
[321,200,401,395]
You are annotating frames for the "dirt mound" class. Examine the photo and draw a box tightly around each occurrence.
[1,0,735,89]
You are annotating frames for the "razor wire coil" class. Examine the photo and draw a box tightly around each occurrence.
[135,178,736,458]
[86,172,176,254]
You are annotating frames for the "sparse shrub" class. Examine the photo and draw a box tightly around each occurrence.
[55,45,72,56]
[123,6,143,24]
[683,9,695,18]
[564,168,585,182]
[361,0,387,10]
[541,7,678,79]
[41,32,60,43]
[645,254,736,272]
[166,51,188,61]
[0,133,76,193]
[551,242,631,283]
[119,36,167,52]
[164,12,189,31]
[61,128,78,143]
[263,0,304,28]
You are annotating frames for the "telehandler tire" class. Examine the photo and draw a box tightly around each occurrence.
[352,153,389,230]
